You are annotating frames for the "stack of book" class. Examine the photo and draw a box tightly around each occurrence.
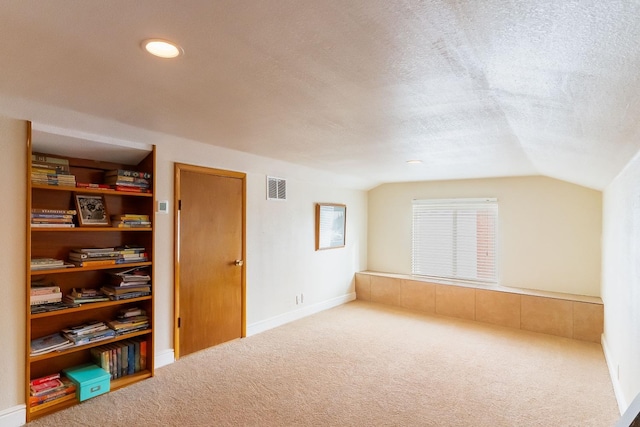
[61,321,116,347]
[104,169,151,193]
[30,257,71,271]
[111,214,151,228]
[30,281,62,306]
[31,301,79,315]
[29,373,76,411]
[30,332,74,356]
[31,153,76,188]
[90,337,147,380]
[63,288,110,305]
[68,246,148,267]
[30,208,77,228]
[68,247,120,267]
[114,245,148,264]
[101,267,151,300]
[100,283,151,301]
[106,307,149,335]
[109,267,151,284]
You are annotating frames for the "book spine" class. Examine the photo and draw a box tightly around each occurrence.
[113,185,151,193]
[31,213,74,219]
[140,340,147,371]
[76,182,111,189]
[110,345,118,379]
[134,340,141,372]
[31,208,78,215]
[30,390,76,411]
[31,218,74,223]
[30,297,63,305]
[32,154,70,166]
[105,169,152,179]
[72,259,116,267]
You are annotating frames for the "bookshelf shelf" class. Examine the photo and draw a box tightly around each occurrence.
[31,296,152,319]
[32,227,152,232]
[111,369,152,390]
[32,183,153,197]
[29,329,152,362]
[30,262,153,276]
[26,125,156,422]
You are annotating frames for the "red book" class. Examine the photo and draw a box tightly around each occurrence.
[30,378,64,396]
[29,372,60,387]
[113,185,150,193]
[76,182,111,189]
[139,340,147,371]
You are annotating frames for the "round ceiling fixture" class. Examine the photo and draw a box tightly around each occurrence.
[142,39,183,58]
[406,159,423,164]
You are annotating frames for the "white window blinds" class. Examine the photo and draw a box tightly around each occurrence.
[412,198,497,284]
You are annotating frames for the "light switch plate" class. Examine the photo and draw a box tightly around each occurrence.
[157,200,169,214]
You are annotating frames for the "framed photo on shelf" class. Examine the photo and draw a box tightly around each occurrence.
[315,203,346,250]
[74,193,111,227]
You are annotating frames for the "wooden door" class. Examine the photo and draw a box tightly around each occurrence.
[175,164,245,358]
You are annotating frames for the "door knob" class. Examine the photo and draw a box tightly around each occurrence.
[234,260,244,266]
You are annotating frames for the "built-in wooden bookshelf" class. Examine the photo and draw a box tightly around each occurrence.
[25,125,155,422]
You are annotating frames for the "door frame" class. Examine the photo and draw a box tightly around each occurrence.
[173,163,247,359]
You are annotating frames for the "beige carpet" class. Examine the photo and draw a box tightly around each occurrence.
[29,300,619,426]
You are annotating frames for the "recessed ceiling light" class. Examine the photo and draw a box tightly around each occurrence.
[142,39,183,58]
[406,160,423,164]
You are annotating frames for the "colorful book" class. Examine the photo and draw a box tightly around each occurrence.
[76,182,111,189]
[30,387,76,411]
[112,185,151,193]
[70,259,117,267]
[104,169,152,179]
[30,378,65,396]
[30,373,61,387]
[31,208,77,215]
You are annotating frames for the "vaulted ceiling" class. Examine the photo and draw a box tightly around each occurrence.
[1,1,640,190]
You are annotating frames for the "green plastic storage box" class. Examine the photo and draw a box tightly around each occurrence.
[63,363,110,401]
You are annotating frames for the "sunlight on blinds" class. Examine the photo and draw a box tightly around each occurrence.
[412,199,497,284]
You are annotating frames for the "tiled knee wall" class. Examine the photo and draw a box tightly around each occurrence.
[355,272,603,343]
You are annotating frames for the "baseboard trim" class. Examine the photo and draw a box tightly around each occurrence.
[247,292,356,337]
[154,294,358,367]
[155,349,175,369]
[602,334,626,415]
[0,404,26,427]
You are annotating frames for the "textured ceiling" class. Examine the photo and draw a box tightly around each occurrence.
[1,1,640,189]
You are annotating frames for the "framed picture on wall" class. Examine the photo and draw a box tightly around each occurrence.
[74,193,111,227]
[315,203,346,250]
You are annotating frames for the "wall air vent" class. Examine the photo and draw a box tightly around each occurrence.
[267,176,287,201]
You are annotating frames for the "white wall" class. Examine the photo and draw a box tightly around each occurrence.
[0,117,27,424]
[155,138,368,343]
[368,176,602,296]
[602,152,640,411]
[0,116,367,425]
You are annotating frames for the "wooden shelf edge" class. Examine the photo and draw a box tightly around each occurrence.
[31,227,152,232]
[30,261,152,275]
[28,393,78,419]
[31,295,152,319]
[31,184,153,197]
[30,329,152,362]
[111,370,152,390]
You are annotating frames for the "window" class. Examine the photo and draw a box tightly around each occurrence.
[412,198,497,284]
